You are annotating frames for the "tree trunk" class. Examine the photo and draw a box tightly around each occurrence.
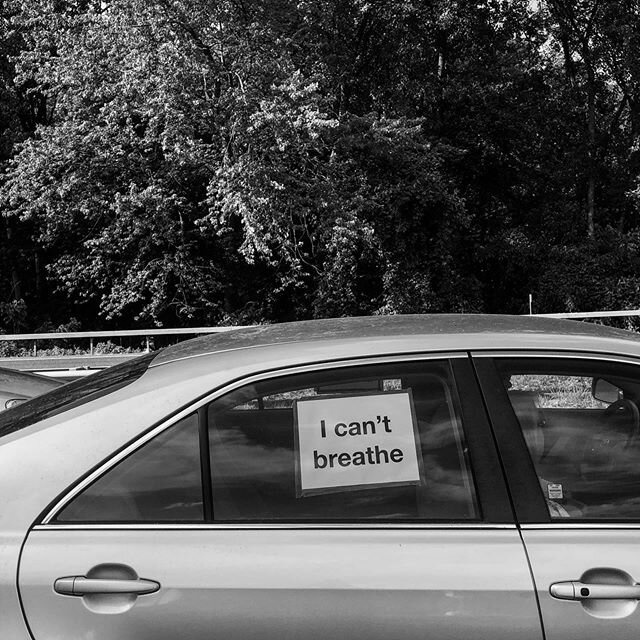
[560,34,576,86]
[5,223,22,301]
[586,60,596,238]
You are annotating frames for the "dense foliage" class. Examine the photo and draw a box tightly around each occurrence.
[1,0,640,331]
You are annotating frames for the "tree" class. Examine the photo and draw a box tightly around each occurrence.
[2,0,640,329]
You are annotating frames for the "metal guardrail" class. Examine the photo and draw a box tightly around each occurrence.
[532,310,640,319]
[0,326,250,356]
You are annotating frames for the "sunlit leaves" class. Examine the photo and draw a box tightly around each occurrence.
[2,0,640,331]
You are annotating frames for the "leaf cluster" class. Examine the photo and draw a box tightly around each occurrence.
[1,0,640,330]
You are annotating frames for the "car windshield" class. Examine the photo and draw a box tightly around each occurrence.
[0,352,157,439]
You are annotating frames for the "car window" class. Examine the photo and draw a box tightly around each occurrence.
[55,413,203,522]
[497,358,640,520]
[207,360,479,522]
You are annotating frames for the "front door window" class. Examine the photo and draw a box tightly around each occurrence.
[496,358,640,519]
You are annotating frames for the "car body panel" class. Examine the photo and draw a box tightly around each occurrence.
[521,528,640,638]
[20,527,542,640]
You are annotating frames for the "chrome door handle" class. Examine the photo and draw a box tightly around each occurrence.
[550,581,640,600]
[54,576,160,596]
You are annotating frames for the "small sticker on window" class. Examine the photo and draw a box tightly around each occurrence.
[547,483,563,500]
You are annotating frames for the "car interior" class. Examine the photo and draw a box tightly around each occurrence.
[506,371,640,519]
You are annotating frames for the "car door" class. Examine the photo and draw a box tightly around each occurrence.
[475,352,640,640]
[19,355,542,640]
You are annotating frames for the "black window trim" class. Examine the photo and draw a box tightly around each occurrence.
[39,351,515,527]
[472,355,550,524]
[197,405,214,521]
[451,357,514,524]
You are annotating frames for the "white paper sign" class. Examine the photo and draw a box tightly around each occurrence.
[295,391,421,495]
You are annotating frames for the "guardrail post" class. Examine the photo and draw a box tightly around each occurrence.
[33,340,37,357]
[90,337,94,355]
[145,337,150,353]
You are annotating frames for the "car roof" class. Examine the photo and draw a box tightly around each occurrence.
[152,314,640,367]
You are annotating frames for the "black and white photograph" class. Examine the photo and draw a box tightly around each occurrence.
[3,1,640,638]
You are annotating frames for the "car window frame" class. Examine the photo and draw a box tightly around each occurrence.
[473,350,640,525]
[39,352,514,527]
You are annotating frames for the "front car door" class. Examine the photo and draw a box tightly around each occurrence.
[476,352,640,640]
[19,355,542,640]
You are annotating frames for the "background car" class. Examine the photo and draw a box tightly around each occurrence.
[4,314,640,640]
[0,366,62,410]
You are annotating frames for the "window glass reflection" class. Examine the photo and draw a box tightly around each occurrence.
[208,362,479,522]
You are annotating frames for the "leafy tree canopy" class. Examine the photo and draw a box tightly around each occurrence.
[1,0,640,331]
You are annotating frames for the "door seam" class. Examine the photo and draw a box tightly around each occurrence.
[16,528,38,640]
[517,526,548,640]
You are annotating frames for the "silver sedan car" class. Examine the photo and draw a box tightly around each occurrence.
[4,314,640,640]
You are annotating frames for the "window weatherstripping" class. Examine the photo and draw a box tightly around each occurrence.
[521,523,640,530]
[472,350,640,367]
[34,522,518,531]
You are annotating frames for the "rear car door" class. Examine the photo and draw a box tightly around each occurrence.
[476,353,640,640]
[19,355,542,640]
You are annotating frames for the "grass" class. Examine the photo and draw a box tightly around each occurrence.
[510,374,608,409]
[0,340,144,358]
